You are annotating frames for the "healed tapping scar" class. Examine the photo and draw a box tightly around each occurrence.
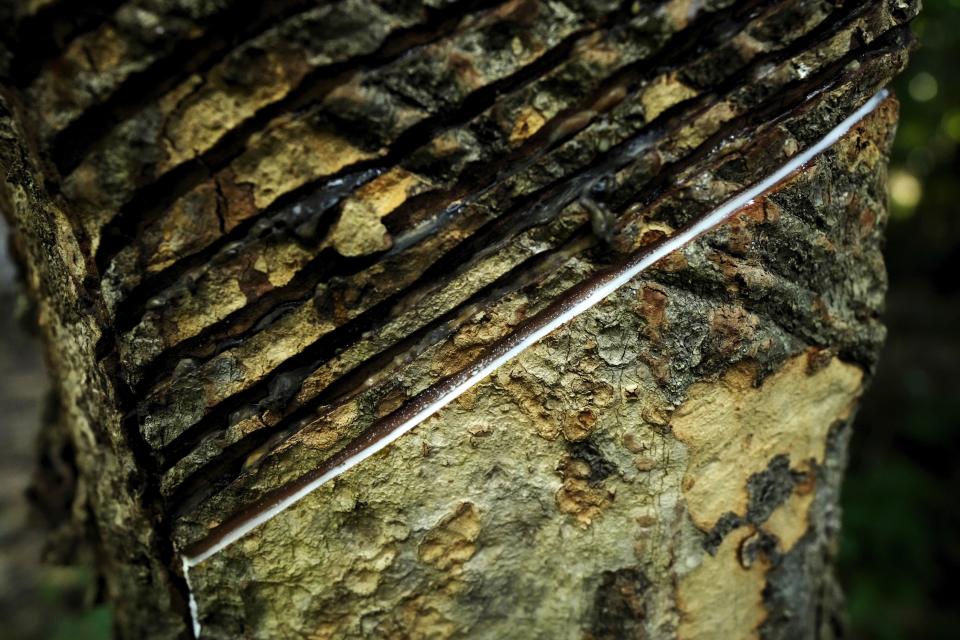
[178,89,889,638]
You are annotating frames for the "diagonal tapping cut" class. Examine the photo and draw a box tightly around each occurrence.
[111,0,818,340]
[163,230,597,515]
[124,0,887,393]
[105,0,662,331]
[91,0,609,277]
[47,0,321,166]
[119,0,782,327]
[148,17,907,470]
[88,0,508,275]
[178,89,890,592]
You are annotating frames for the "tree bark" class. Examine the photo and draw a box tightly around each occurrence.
[0,1,916,638]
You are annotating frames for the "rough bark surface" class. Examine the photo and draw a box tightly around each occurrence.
[0,1,916,638]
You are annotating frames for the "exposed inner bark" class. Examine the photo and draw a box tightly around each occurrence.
[0,1,916,638]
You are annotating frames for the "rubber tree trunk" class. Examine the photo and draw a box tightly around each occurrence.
[0,1,916,638]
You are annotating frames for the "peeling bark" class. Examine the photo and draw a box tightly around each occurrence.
[0,1,916,638]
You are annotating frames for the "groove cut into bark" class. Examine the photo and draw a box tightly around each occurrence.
[0,1,916,638]
[180,89,892,572]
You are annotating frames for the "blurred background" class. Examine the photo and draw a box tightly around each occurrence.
[837,1,960,638]
[0,2,957,638]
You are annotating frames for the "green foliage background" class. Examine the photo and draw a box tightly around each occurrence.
[839,1,960,638]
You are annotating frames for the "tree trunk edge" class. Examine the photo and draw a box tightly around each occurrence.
[0,90,189,638]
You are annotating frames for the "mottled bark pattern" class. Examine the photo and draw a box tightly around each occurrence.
[0,0,916,638]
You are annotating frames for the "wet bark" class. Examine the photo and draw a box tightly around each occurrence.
[0,1,917,638]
